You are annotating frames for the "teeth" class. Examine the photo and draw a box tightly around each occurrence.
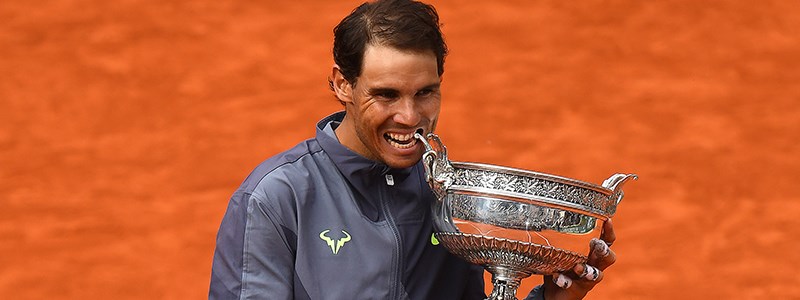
[388,138,416,149]
[387,132,414,142]
[385,132,418,149]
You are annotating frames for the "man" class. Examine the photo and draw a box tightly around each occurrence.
[210,0,617,299]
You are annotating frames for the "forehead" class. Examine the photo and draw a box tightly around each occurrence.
[358,44,440,90]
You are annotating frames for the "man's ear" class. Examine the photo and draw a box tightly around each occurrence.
[331,65,354,104]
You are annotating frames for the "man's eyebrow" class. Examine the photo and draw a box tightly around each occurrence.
[367,87,400,95]
[420,83,441,90]
[367,83,440,94]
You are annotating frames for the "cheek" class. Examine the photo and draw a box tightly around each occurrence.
[356,107,389,136]
[423,100,442,119]
[362,103,392,123]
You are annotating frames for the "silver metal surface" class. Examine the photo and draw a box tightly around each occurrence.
[448,194,597,234]
[415,133,636,300]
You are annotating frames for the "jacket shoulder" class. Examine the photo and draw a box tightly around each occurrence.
[237,138,325,195]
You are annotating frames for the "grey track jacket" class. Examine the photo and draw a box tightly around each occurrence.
[209,112,544,299]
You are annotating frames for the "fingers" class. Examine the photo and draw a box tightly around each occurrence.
[600,219,616,247]
[550,263,604,290]
[574,264,603,282]
[589,238,617,270]
[590,238,610,257]
[552,273,573,289]
[547,224,619,294]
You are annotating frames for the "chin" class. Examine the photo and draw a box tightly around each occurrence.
[378,143,425,169]
[384,156,421,169]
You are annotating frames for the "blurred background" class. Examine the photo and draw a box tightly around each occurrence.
[1,0,799,299]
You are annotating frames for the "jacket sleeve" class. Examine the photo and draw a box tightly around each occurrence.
[457,264,488,300]
[209,190,296,300]
[523,284,545,300]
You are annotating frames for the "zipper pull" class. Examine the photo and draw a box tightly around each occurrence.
[385,174,394,186]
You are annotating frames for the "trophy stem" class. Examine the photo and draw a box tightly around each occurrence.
[485,266,530,300]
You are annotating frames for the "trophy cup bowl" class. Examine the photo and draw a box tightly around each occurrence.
[415,133,636,300]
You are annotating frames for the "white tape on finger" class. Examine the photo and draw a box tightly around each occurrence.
[553,274,573,289]
[591,238,610,257]
[580,265,601,281]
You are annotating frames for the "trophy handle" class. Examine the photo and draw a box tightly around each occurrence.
[415,133,453,198]
[602,173,638,205]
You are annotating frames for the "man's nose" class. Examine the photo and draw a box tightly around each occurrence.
[393,97,421,126]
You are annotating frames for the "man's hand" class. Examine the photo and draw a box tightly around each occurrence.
[542,219,617,300]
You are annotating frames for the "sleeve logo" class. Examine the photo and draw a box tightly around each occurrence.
[431,233,440,246]
[319,229,351,255]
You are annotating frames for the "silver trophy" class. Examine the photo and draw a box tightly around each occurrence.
[415,133,636,300]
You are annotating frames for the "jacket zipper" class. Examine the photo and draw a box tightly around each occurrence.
[380,181,403,300]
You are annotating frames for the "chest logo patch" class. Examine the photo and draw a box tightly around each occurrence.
[319,229,351,255]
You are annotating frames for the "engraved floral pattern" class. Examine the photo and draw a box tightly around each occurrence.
[448,194,595,233]
[435,232,587,275]
[452,168,614,216]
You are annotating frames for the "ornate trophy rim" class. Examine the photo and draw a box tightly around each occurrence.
[447,161,633,219]
[416,133,637,219]
[452,161,613,195]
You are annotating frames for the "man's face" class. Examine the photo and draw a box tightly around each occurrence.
[335,44,441,169]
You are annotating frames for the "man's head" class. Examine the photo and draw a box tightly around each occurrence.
[330,0,447,169]
[331,0,448,90]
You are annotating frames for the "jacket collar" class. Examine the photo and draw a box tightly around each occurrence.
[315,111,414,221]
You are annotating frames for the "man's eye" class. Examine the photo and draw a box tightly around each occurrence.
[416,89,434,97]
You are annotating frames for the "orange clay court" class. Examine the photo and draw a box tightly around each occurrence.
[1,1,799,299]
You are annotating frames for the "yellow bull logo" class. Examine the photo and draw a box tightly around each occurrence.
[319,229,351,255]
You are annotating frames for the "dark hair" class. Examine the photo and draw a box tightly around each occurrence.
[330,0,448,91]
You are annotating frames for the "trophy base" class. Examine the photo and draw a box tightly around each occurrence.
[485,266,527,300]
[434,232,587,300]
